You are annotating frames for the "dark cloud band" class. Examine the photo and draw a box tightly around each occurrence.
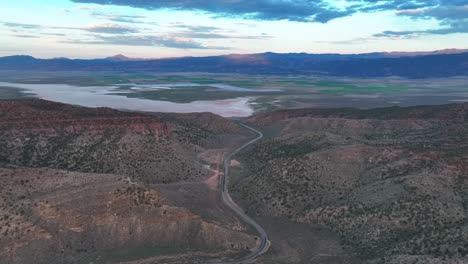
[70,0,468,23]
[375,5,468,37]
[71,0,353,22]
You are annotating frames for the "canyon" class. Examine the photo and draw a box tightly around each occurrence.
[0,99,257,264]
[1,99,468,263]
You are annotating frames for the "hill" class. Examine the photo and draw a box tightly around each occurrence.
[0,99,256,264]
[231,103,468,263]
[0,51,467,78]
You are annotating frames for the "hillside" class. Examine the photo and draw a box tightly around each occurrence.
[1,51,467,78]
[0,99,256,264]
[231,103,468,263]
[0,167,256,264]
[0,99,247,184]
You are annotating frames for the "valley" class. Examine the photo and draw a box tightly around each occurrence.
[0,63,467,264]
[1,0,467,262]
[1,72,467,116]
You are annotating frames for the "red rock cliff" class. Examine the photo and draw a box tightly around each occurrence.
[0,99,171,137]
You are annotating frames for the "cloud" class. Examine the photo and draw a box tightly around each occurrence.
[397,5,468,20]
[2,21,139,35]
[2,21,77,31]
[42,32,67,37]
[170,23,272,40]
[70,0,468,26]
[2,22,42,29]
[90,12,154,24]
[13,34,40,38]
[1,19,231,50]
[86,24,139,34]
[174,32,271,39]
[374,5,468,37]
[172,24,223,32]
[374,21,468,37]
[71,0,353,22]
[72,4,104,11]
[63,35,230,50]
[316,37,375,45]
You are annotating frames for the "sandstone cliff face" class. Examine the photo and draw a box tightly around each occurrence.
[232,103,468,263]
[0,99,171,135]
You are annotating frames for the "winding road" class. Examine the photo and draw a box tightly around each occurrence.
[218,123,271,264]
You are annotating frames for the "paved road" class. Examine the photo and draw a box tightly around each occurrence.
[217,123,271,264]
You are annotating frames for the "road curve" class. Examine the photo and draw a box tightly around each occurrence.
[217,123,271,264]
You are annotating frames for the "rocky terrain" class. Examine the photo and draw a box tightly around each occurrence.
[0,99,246,184]
[0,99,256,264]
[231,103,468,263]
[3,98,468,263]
[152,111,247,148]
[0,167,256,264]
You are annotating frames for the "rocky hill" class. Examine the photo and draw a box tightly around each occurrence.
[0,167,255,264]
[152,111,246,147]
[249,103,468,124]
[232,103,468,263]
[0,99,256,263]
[0,99,245,184]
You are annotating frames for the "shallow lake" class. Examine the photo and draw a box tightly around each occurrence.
[121,83,281,92]
[0,82,254,117]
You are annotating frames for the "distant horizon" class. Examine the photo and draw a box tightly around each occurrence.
[3,48,468,60]
[1,1,468,58]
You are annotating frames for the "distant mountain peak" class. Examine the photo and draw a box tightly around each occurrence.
[52,57,70,60]
[104,54,155,61]
[5,55,35,59]
[105,54,132,61]
[1,49,467,78]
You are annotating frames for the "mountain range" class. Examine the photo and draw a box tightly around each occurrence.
[1,49,467,78]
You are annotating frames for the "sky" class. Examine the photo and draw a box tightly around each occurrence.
[0,0,467,58]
